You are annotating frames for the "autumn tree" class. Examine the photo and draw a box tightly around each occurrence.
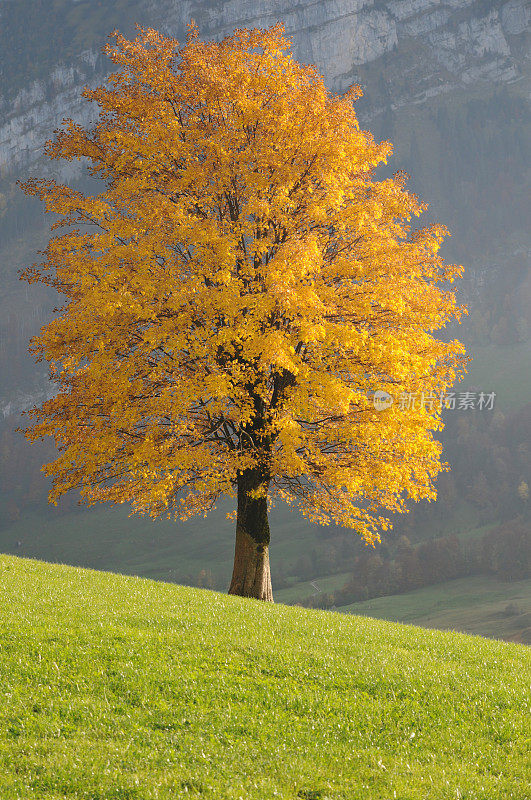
[20,24,466,601]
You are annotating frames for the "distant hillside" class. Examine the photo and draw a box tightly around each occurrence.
[333,576,531,645]
[0,555,529,799]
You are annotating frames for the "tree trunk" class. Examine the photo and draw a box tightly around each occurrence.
[228,471,273,601]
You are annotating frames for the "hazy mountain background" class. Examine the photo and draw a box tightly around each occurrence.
[0,0,529,641]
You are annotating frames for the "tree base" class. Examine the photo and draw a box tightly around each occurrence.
[228,527,273,602]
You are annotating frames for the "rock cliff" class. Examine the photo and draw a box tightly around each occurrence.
[0,0,528,178]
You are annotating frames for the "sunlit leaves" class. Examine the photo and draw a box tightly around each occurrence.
[19,23,466,542]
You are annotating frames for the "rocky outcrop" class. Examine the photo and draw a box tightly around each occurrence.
[0,0,529,179]
[0,53,102,179]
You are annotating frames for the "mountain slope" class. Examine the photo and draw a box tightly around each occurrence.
[0,555,529,799]
[1,0,528,177]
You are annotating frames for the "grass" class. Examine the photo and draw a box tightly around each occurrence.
[338,577,531,645]
[3,505,528,643]
[0,555,530,799]
[275,572,352,605]
[273,568,531,644]
[1,500,526,643]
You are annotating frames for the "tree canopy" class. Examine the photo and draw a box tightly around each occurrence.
[20,23,466,599]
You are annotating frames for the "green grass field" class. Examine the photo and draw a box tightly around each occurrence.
[0,556,529,799]
[338,577,531,645]
[275,572,352,605]
[2,502,528,643]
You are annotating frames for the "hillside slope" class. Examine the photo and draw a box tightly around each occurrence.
[335,576,531,645]
[0,555,529,799]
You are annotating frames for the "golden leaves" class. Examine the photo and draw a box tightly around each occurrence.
[19,22,466,543]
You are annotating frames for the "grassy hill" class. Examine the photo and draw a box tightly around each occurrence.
[0,556,529,799]
[274,575,531,645]
[3,501,528,643]
[463,343,531,412]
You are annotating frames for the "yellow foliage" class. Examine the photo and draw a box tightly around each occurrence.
[19,23,467,543]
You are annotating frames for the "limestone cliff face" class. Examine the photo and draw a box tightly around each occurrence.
[158,0,528,89]
[0,0,529,179]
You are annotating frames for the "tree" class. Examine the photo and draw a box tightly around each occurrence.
[517,480,529,503]
[19,24,466,601]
